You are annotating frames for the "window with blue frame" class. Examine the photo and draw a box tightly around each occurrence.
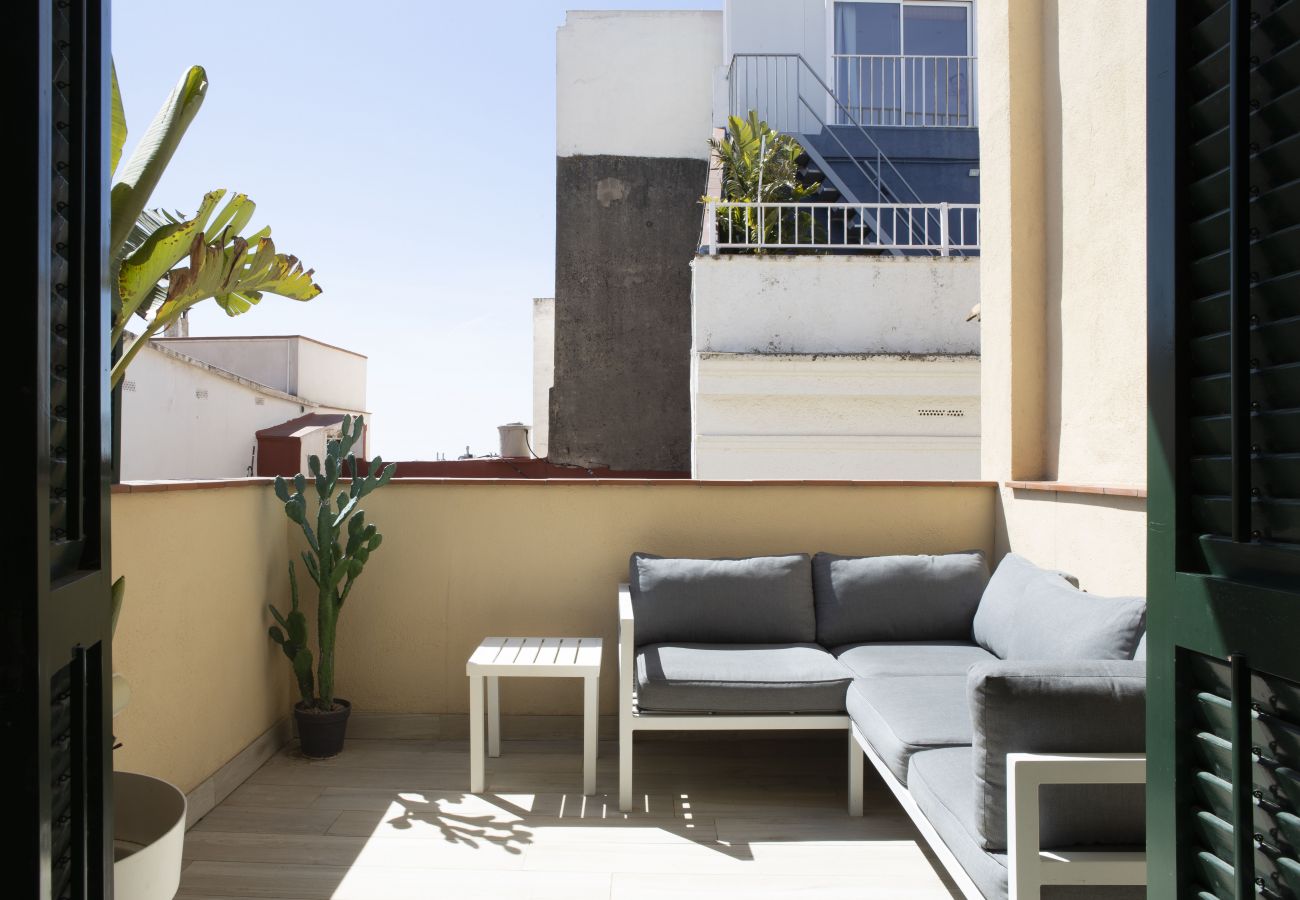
[833,1,974,126]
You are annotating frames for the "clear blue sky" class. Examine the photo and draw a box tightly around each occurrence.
[113,0,720,460]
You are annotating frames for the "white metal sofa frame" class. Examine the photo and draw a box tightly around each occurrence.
[618,583,1148,900]
[617,584,851,812]
[848,717,1148,900]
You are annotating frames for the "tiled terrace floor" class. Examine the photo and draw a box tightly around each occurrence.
[177,733,962,899]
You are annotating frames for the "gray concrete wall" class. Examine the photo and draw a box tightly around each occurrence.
[549,154,706,472]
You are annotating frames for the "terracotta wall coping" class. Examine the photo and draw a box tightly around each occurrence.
[1005,480,1147,499]
[114,478,999,494]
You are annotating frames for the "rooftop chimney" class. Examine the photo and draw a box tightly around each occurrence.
[498,423,530,459]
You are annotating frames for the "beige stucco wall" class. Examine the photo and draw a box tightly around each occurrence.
[110,479,994,789]
[977,0,1147,595]
[1040,2,1147,485]
[327,481,995,715]
[111,484,291,794]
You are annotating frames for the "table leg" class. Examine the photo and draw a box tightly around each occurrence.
[487,676,501,758]
[469,673,485,793]
[583,675,598,795]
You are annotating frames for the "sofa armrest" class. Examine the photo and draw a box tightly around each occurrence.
[618,582,634,674]
[1007,753,1147,900]
[968,660,1146,851]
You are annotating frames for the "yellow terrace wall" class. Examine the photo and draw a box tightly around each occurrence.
[110,479,995,788]
[111,482,291,794]
[977,0,1148,595]
[329,480,995,715]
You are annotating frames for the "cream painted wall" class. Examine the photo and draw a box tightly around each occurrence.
[1040,1,1147,485]
[556,10,723,159]
[693,255,981,354]
[694,353,980,479]
[977,0,1147,595]
[110,479,994,791]
[532,298,555,458]
[315,481,995,716]
[111,484,290,794]
[995,488,1146,597]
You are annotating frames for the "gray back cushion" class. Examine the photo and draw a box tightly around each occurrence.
[1002,576,1147,660]
[628,553,815,645]
[972,553,1080,657]
[969,659,1147,850]
[813,551,989,646]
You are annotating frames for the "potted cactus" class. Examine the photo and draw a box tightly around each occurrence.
[269,414,395,758]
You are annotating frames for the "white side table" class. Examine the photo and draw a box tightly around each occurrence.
[466,636,603,795]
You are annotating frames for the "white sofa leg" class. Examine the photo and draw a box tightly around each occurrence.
[619,719,633,811]
[847,729,864,816]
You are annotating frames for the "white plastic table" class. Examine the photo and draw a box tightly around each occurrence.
[466,636,603,795]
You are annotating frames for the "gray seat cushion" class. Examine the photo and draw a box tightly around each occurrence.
[972,553,1078,657]
[629,553,815,644]
[813,551,989,646]
[634,643,851,713]
[834,641,997,678]
[908,748,1145,900]
[845,676,972,784]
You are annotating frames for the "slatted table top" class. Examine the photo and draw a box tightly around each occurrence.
[466,637,603,677]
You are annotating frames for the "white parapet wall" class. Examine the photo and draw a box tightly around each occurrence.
[693,254,980,355]
[691,254,981,479]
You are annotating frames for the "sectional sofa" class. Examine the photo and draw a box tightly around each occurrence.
[617,550,1148,900]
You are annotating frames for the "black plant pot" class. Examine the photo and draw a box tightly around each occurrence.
[294,699,351,758]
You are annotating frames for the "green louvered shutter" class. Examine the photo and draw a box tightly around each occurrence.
[1149,0,1300,897]
[1,0,116,897]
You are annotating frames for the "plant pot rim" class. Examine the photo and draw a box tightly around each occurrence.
[294,698,352,715]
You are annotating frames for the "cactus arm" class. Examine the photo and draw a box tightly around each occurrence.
[338,577,357,608]
[300,551,321,587]
[268,603,290,631]
[292,646,315,705]
[300,520,319,554]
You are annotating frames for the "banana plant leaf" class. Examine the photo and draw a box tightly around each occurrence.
[109,63,126,177]
[114,190,224,340]
[110,65,207,255]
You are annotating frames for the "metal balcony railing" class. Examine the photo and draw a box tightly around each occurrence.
[832,54,978,128]
[703,201,979,255]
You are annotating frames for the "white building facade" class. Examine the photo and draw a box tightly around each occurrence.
[543,0,981,479]
[120,335,368,481]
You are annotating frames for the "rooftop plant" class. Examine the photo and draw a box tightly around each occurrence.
[705,111,825,250]
[108,63,322,387]
[270,416,395,718]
